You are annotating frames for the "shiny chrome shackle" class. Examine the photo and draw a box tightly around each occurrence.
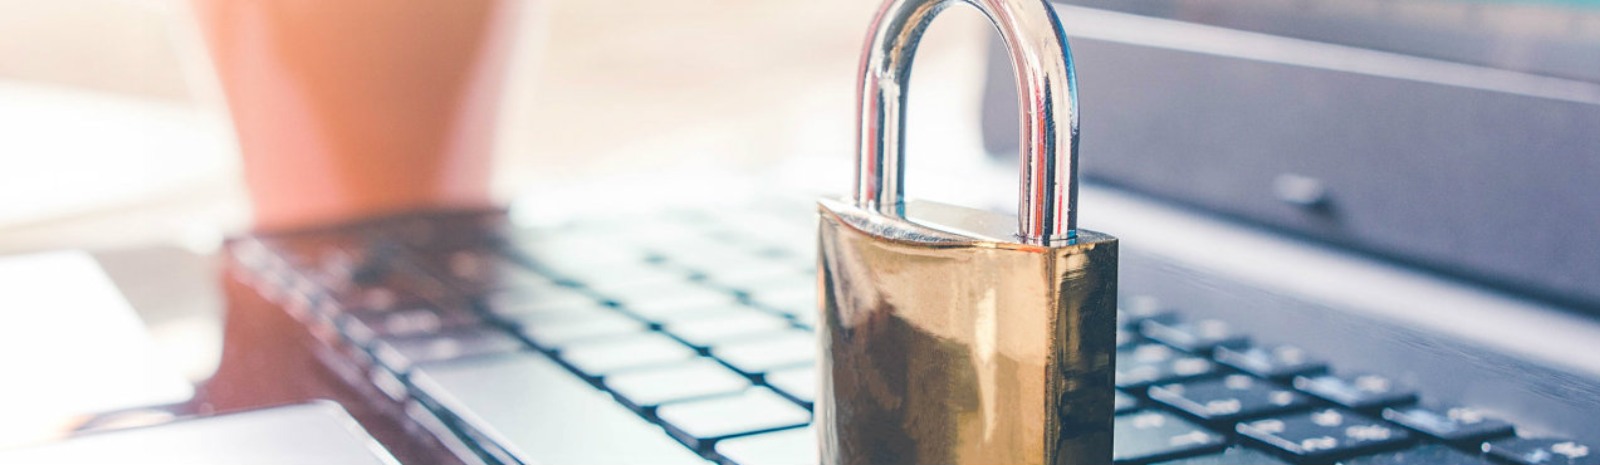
[853,0,1081,245]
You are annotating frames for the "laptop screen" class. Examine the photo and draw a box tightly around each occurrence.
[1063,0,1600,83]
[981,1,1600,310]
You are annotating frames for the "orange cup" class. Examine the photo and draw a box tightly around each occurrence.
[190,0,522,231]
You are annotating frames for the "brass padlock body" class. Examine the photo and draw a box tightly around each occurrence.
[817,198,1117,465]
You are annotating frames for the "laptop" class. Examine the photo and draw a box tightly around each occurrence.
[230,2,1600,464]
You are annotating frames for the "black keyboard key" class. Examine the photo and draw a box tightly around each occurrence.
[1151,446,1288,465]
[370,327,525,372]
[1214,344,1328,381]
[1341,444,1493,465]
[1116,390,1140,414]
[558,332,698,376]
[1382,405,1514,445]
[716,426,817,465]
[656,387,811,449]
[1117,344,1219,391]
[1237,408,1412,462]
[408,353,709,464]
[1140,318,1248,354]
[1483,437,1600,465]
[1294,373,1417,411]
[1113,410,1227,464]
[604,358,750,407]
[1149,374,1313,425]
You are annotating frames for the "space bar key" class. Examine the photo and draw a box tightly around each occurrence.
[410,353,710,464]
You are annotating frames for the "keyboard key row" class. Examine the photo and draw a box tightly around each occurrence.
[1294,373,1417,412]
[716,426,818,465]
[1114,409,1228,464]
[515,308,646,348]
[606,283,740,320]
[410,353,711,465]
[1483,437,1600,465]
[1117,344,1218,391]
[381,243,1560,465]
[342,306,484,344]
[656,387,810,450]
[560,332,698,376]
[482,285,597,317]
[667,310,794,348]
[1341,443,1491,465]
[1214,344,1327,381]
[369,327,525,373]
[1382,405,1514,445]
[1237,408,1412,463]
[1140,318,1248,355]
[267,220,1600,465]
[1148,374,1312,425]
[1154,446,1288,465]
[605,358,751,408]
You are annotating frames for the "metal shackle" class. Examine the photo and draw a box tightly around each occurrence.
[853,0,1080,244]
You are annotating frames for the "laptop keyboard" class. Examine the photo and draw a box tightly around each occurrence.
[233,206,1598,465]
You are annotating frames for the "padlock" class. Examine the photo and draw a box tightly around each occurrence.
[816,0,1116,464]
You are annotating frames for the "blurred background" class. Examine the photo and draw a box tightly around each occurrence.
[5,0,1600,460]
[0,5,993,445]
[0,0,994,253]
